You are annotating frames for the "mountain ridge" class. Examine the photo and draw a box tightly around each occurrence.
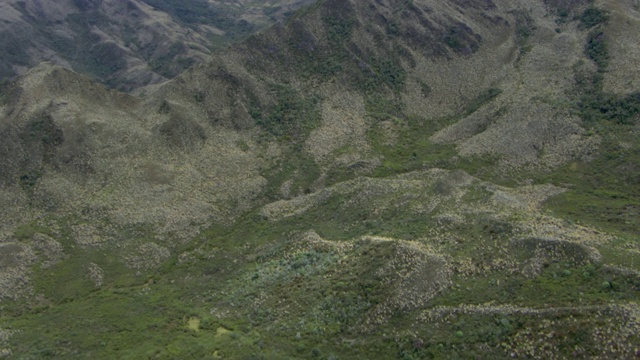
[0,0,315,90]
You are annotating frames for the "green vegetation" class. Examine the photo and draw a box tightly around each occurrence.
[514,11,536,55]
[148,42,193,78]
[585,31,609,70]
[5,280,235,358]
[554,7,571,24]
[394,308,628,359]
[359,58,407,92]
[2,2,639,359]
[365,93,404,120]
[539,128,640,235]
[434,262,639,309]
[592,92,640,124]
[366,87,502,179]
[18,172,40,192]
[361,76,498,182]
[444,31,464,52]
[22,113,65,148]
[253,83,321,141]
[367,116,458,177]
[260,148,322,200]
[324,15,354,44]
[443,24,481,54]
[13,221,55,241]
[418,80,432,97]
[526,19,640,238]
[579,7,610,29]
[5,167,637,358]
[535,112,640,236]
[286,2,408,94]
[34,11,133,86]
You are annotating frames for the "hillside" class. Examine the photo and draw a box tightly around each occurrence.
[0,0,639,358]
[0,0,313,90]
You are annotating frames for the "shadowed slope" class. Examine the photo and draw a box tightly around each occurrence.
[0,0,315,90]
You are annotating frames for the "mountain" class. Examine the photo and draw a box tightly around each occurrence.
[0,0,314,90]
[1,0,639,358]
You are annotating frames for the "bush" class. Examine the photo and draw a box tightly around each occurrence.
[254,83,321,141]
[579,7,609,29]
[324,16,354,44]
[596,92,640,124]
[443,23,481,55]
[585,31,608,69]
[515,11,536,54]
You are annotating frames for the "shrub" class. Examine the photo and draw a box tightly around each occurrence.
[585,31,608,69]
[515,11,536,55]
[325,16,354,44]
[579,7,609,29]
[254,83,321,141]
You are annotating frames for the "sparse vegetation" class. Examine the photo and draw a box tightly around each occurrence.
[525,14,640,238]
[514,11,536,55]
[0,0,312,90]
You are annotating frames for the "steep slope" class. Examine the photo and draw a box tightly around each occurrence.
[0,0,314,90]
[154,0,608,168]
[0,0,639,358]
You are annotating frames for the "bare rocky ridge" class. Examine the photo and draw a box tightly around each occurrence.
[0,0,639,358]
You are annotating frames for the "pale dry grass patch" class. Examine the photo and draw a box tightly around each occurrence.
[72,223,109,247]
[491,183,566,210]
[0,190,31,236]
[356,242,451,332]
[87,262,104,288]
[31,233,64,268]
[426,1,600,170]
[420,302,640,359]
[455,103,590,168]
[14,67,269,241]
[519,214,613,246]
[260,186,336,221]
[0,243,36,300]
[124,242,171,270]
[600,0,640,94]
[0,326,15,358]
[305,90,370,163]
